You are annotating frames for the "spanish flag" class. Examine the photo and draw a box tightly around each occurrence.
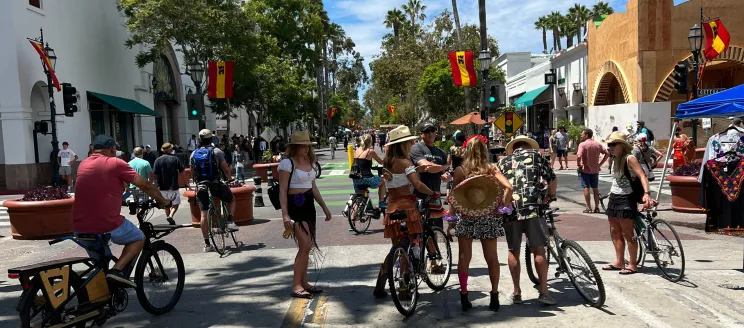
[387,105,395,114]
[29,40,61,91]
[447,51,477,87]
[703,19,731,61]
[207,61,234,99]
[327,107,338,119]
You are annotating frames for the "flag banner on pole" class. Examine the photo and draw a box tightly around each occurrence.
[387,105,395,114]
[447,51,477,87]
[207,61,235,98]
[703,19,731,61]
[29,40,61,91]
[327,107,338,119]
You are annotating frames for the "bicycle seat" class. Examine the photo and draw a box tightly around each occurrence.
[8,257,91,276]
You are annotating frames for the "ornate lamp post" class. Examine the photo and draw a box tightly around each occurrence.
[479,50,491,139]
[31,28,62,183]
[188,62,206,130]
[687,24,703,144]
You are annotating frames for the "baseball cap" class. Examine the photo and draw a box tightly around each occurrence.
[199,129,213,139]
[146,144,151,148]
[93,135,117,149]
[635,133,648,142]
[419,122,436,132]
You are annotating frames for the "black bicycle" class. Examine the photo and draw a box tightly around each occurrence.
[632,207,686,282]
[10,199,187,327]
[344,167,387,234]
[525,207,606,307]
[387,196,452,317]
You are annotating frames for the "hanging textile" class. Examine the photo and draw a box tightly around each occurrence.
[700,158,744,236]
[697,131,744,181]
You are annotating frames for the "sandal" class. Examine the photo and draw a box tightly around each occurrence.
[290,291,313,299]
[583,208,592,213]
[593,208,600,213]
[602,264,623,271]
[305,286,323,294]
[619,269,638,275]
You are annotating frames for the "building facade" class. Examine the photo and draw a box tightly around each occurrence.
[550,42,589,127]
[0,0,221,190]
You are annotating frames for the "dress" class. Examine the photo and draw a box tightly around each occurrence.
[700,158,744,236]
[672,141,686,168]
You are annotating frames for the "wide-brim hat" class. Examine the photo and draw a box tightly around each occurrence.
[605,131,633,152]
[288,131,313,145]
[505,136,539,155]
[449,175,505,217]
[385,125,418,146]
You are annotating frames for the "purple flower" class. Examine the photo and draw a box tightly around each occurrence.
[293,193,306,206]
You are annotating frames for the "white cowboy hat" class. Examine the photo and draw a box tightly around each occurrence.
[287,131,313,145]
[385,125,419,146]
[505,136,539,155]
[449,175,505,217]
[606,131,633,152]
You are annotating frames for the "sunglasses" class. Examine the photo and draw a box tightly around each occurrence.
[607,143,618,148]
[422,129,437,134]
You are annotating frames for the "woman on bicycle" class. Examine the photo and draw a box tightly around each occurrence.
[278,131,333,299]
[372,125,439,298]
[449,135,513,312]
[602,132,653,275]
[352,134,387,210]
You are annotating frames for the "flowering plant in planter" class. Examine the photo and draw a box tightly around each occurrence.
[228,180,245,188]
[671,163,700,176]
[20,186,71,201]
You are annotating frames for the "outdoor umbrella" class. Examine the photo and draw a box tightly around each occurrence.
[450,112,495,125]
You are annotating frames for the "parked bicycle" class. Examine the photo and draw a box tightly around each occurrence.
[201,180,243,256]
[632,207,686,282]
[343,167,387,234]
[9,199,187,327]
[387,196,452,317]
[525,206,606,307]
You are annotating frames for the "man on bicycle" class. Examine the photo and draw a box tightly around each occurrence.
[73,135,172,288]
[191,129,239,253]
[497,136,557,305]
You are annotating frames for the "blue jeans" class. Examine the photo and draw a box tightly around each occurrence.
[236,166,245,180]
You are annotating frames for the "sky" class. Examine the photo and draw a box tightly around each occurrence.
[324,0,688,100]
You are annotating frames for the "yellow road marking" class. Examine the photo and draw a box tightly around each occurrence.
[311,295,329,326]
[280,297,309,328]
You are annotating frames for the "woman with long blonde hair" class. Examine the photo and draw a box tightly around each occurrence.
[449,135,513,312]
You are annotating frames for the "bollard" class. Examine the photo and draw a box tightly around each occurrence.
[253,176,264,207]
[268,166,275,186]
[347,145,354,169]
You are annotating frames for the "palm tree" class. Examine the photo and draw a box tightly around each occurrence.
[534,16,548,54]
[384,8,406,43]
[561,14,578,48]
[402,0,426,36]
[592,1,614,17]
[546,11,563,51]
[569,3,592,43]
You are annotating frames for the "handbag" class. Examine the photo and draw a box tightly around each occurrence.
[268,159,294,210]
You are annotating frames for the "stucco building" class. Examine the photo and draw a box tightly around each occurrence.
[587,0,744,145]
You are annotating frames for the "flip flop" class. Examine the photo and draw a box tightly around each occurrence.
[593,208,601,213]
[583,208,592,213]
[305,286,323,294]
[619,269,638,275]
[602,264,623,271]
[290,291,313,299]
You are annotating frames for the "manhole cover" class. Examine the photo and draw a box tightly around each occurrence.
[718,284,744,290]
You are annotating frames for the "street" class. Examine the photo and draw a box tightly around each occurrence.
[0,146,742,328]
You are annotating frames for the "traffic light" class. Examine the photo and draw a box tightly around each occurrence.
[673,61,689,95]
[486,80,501,109]
[62,83,78,117]
[186,91,200,120]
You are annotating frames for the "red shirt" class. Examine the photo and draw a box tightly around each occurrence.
[73,154,138,233]
[577,139,608,174]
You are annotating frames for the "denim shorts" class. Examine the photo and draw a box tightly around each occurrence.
[579,172,599,189]
[76,219,144,259]
[352,176,382,193]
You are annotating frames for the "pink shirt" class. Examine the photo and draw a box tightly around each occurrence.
[73,154,137,233]
[577,139,607,174]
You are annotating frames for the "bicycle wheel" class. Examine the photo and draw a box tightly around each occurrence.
[632,226,645,266]
[134,242,186,315]
[208,206,227,256]
[18,271,87,327]
[423,227,452,291]
[223,202,241,249]
[525,240,553,286]
[387,246,417,317]
[650,218,686,282]
[561,240,606,307]
[349,196,371,234]
[314,161,322,179]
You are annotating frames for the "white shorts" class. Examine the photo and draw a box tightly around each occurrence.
[160,190,181,205]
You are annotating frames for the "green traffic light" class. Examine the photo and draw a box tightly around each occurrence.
[489,96,496,103]
[192,110,198,115]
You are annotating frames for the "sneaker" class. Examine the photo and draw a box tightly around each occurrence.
[538,293,556,305]
[226,221,239,232]
[166,217,176,225]
[203,244,215,252]
[106,269,135,288]
[511,294,523,304]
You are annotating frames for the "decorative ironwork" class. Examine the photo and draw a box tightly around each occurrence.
[153,55,175,101]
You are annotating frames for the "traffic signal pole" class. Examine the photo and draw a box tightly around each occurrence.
[478,0,489,141]
[37,28,61,184]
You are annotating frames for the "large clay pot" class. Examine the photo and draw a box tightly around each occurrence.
[184,185,256,226]
[6,198,74,240]
[252,163,280,181]
[179,168,192,188]
[665,175,704,213]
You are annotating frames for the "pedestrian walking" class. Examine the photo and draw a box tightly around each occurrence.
[553,127,569,170]
[143,145,157,167]
[449,135,513,312]
[328,135,337,159]
[277,131,332,299]
[343,134,349,151]
[497,136,558,305]
[577,129,611,213]
[153,143,184,225]
[57,141,78,191]
[188,134,198,152]
[128,147,154,206]
[233,144,246,182]
[602,132,653,275]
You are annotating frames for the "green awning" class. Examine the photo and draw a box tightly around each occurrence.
[88,91,161,117]
[513,85,550,108]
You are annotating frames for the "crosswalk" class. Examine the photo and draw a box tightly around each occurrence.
[554,169,672,195]
[0,202,8,227]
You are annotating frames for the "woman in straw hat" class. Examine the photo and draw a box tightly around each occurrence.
[278,131,333,299]
[449,135,513,312]
[602,131,653,275]
[372,125,439,299]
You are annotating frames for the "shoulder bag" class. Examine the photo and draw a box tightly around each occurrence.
[268,159,294,210]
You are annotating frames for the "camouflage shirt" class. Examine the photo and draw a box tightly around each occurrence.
[497,149,556,220]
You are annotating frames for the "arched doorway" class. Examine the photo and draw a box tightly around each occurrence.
[152,45,184,150]
[591,60,632,106]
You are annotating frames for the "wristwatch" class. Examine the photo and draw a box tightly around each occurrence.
[645,191,651,195]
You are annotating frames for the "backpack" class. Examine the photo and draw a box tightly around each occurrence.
[192,147,219,181]
[645,128,655,141]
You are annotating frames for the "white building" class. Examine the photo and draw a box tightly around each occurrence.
[0,0,222,190]
[550,42,589,127]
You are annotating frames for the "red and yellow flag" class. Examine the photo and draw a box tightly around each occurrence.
[387,105,395,114]
[327,107,338,119]
[703,19,731,61]
[447,51,477,87]
[207,61,234,98]
[29,40,61,91]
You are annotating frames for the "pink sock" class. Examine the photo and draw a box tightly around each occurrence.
[458,271,468,293]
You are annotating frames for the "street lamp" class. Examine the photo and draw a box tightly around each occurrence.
[45,44,56,70]
[687,24,704,145]
[478,50,491,140]
[188,62,206,130]
[572,82,581,91]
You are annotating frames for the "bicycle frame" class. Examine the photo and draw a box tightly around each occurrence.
[540,209,572,276]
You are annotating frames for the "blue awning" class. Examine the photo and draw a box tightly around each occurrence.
[675,84,744,119]
[513,85,550,108]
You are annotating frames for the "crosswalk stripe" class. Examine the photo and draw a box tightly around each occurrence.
[0,206,8,227]
[328,170,346,176]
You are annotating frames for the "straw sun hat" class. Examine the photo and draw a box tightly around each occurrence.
[505,136,539,155]
[385,125,419,146]
[288,131,313,145]
[449,175,505,217]
[605,131,633,152]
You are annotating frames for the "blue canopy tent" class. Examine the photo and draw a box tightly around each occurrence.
[675,84,744,118]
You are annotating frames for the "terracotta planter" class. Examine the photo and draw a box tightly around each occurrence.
[665,175,704,213]
[6,198,74,240]
[252,162,280,181]
[179,168,192,188]
[184,185,256,227]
